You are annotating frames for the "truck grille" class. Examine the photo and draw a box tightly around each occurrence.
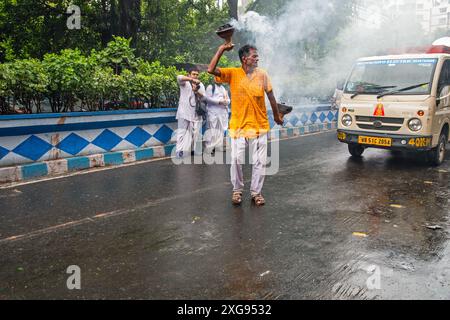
[355,116,404,124]
[357,124,401,131]
[355,116,404,131]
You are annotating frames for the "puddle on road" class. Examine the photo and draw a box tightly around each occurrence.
[324,150,450,298]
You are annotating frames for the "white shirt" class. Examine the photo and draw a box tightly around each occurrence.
[176,75,205,122]
[204,84,230,116]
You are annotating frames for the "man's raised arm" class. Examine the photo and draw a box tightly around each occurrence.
[177,75,200,84]
[208,43,234,77]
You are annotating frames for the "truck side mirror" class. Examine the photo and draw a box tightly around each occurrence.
[336,79,345,91]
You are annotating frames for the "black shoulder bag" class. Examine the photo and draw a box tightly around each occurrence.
[190,83,207,120]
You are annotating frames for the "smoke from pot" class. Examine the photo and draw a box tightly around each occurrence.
[231,0,432,105]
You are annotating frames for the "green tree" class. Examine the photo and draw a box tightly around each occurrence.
[1,59,49,113]
[0,63,13,114]
[104,72,127,109]
[0,0,234,65]
[0,37,16,62]
[138,0,230,64]
[118,0,142,46]
[0,0,105,60]
[77,63,115,111]
[43,49,89,112]
[136,60,179,108]
[94,36,137,74]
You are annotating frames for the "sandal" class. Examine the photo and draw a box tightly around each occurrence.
[252,194,265,206]
[232,191,243,205]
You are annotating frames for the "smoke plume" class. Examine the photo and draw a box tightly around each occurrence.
[231,0,433,105]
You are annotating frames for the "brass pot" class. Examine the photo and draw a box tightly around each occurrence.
[216,24,235,44]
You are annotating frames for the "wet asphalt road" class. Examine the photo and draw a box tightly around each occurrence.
[0,130,449,300]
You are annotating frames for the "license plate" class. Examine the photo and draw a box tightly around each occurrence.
[358,135,392,146]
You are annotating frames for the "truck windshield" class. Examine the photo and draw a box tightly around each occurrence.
[345,58,437,96]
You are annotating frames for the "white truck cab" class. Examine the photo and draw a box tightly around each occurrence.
[337,46,450,165]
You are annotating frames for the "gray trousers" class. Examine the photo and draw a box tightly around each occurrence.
[230,133,268,196]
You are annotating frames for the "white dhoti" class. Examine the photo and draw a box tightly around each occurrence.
[176,118,201,155]
[230,133,268,196]
[205,112,228,152]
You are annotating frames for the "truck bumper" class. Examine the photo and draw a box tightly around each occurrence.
[337,129,433,151]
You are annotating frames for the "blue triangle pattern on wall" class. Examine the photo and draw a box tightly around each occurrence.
[57,133,89,155]
[92,129,122,151]
[0,146,8,160]
[13,135,52,161]
[125,127,152,147]
[153,125,173,144]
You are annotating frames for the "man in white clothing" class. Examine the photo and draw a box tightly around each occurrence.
[175,67,205,158]
[204,80,230,154]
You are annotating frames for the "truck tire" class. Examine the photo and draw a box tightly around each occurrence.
[427,133,447,166]
[348,144,364,157]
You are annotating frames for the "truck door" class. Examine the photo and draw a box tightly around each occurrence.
[433,59,450,143]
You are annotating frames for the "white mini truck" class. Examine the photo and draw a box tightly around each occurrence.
[337,46,450,166]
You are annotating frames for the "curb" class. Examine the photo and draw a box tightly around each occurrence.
[0,122,337,184]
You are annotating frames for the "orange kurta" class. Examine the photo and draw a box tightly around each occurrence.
[215,67,272,138]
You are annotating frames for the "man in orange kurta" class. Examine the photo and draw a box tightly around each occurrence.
[208,44,284,206]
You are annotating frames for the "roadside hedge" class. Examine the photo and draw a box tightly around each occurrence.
[0,36,223,114]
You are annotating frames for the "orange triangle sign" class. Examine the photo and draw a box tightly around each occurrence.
[374,103,385,116]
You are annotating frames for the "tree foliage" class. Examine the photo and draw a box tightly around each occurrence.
[0,59,49,113]
[0,0,360,111]
[0,0,232,65]
[0,37,235,114]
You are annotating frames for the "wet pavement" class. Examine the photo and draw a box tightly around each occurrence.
[0,130,449,299]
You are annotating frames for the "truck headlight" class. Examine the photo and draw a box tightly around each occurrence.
[341,114,352,127]
[408,118,422,131]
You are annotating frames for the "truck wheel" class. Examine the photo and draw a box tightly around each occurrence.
[348,144,364,157]
[427,133,447,166]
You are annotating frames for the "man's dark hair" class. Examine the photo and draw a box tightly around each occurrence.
[187,66,200,74]
[239,45,257,63]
